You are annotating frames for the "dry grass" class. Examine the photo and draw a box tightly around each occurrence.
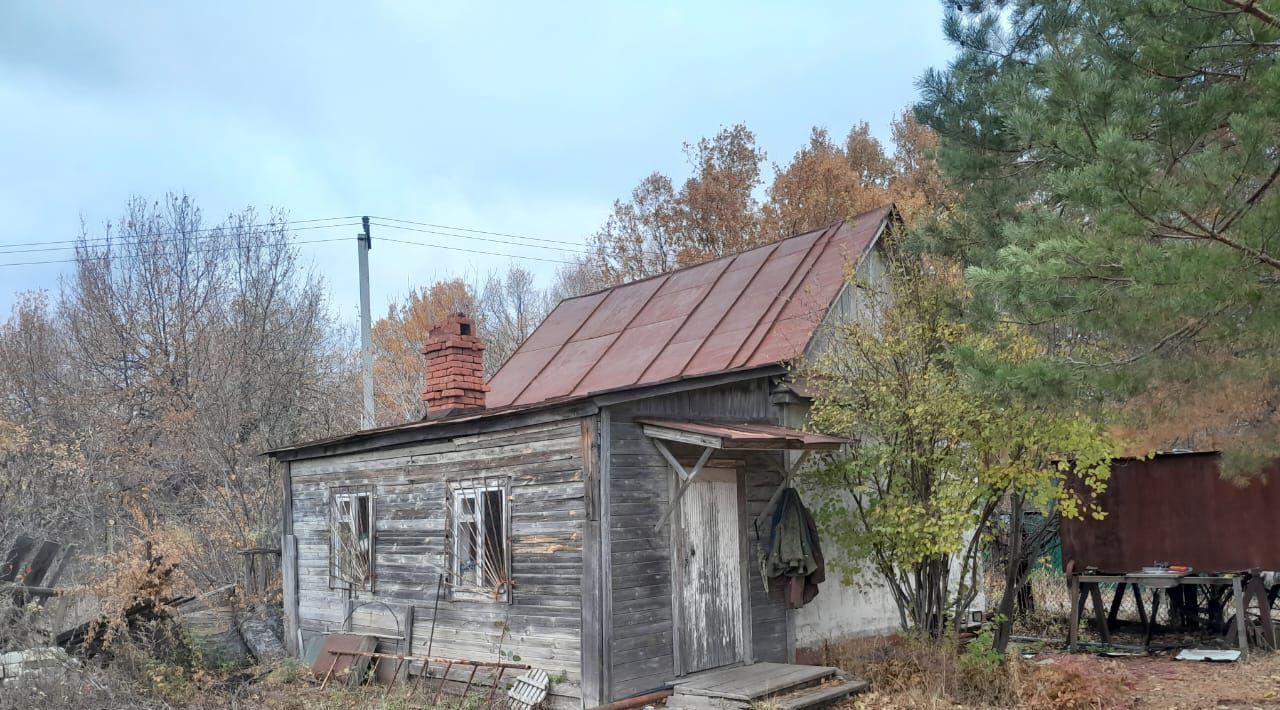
[805,634,1134,709]
[0,654,510,710]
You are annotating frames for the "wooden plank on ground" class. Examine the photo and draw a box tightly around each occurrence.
[1,535,35,582]
[23,541,61,587]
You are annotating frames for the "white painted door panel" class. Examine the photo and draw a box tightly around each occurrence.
[675,467,743,673]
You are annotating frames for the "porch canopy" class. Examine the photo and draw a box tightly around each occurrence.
[635,418,847,531]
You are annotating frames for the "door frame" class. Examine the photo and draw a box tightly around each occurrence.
[669,460,754,677]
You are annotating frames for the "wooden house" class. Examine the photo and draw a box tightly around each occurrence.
[268,206,906,707]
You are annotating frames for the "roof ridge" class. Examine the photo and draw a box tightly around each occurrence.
[728,220,844,369]
[556,210,888,303]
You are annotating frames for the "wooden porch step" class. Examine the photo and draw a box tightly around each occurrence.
[773,679,869,710]
[669,663,864,709]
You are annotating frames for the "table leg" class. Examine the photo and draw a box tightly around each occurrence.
[1248,576,1275,650]
[1144,590,1161,649]
[1089,583,1111,644]
[1233,576,1249,658]
[1068,575,1080,650]
[1108,583,1127,626]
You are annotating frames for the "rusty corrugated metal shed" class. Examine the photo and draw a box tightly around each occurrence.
[487,206,892,409]
[635,418,847,450]
[1059,451,1280,573]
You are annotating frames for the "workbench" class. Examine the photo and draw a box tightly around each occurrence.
[1066,572,1276,656]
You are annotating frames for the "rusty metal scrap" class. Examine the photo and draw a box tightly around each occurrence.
[1059,451,1280,573]
[317,646,530,706]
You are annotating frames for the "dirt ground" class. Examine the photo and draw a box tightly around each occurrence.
[1113,652,1280,709]
[848,651,1280,709]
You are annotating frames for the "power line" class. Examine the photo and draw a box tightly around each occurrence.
[0,221,364,256]
[0,215,361,250]
[0,225,583,268]
[0,214,607,269]
[370,220,592,256]
[372,215,594,250]
[372,215,665,258]
[0,236,352,268]
[377,236,577,264]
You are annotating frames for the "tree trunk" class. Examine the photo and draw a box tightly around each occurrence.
[994,494,1024,654]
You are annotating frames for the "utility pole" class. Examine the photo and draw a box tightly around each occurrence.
[358,216,374,429]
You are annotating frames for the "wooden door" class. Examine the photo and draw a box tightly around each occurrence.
[674,466,745,674]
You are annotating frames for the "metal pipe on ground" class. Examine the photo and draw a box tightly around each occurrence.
[590,687,675,710]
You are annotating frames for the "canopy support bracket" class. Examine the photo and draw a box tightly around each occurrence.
[652,442,715,532]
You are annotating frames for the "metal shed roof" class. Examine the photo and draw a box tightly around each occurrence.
[487,205,892,409]
[636,418,847,451]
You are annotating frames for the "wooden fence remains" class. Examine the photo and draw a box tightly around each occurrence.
[1,535,76,606]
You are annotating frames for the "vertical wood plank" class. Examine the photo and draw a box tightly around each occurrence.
[580,415,604,707]
[736,467,753,664]
[281,460,300,655]
[669,452,685,678]
[23,541,61,587]
[1088,583,1110,644]
[599,407,614,701]
[282,534,299,655]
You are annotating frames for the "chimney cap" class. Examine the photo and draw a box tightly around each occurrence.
[428,312,478,339]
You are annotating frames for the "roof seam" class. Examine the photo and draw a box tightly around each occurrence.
[564,273,671,397]
[677,240,784,378]
[730,220,843,368]
[635,256,736,384]
[505,288,614,407]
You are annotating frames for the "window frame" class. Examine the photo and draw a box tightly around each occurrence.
[328,485,375,592]
[445,478,512,603]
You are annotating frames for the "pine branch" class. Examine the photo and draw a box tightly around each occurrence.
[1178,209,1280,271]
[1220,0,1280,30]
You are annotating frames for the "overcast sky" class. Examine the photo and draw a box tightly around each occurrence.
[0,1,952,324]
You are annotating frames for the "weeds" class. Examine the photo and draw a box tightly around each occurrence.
[810,632,1133,708]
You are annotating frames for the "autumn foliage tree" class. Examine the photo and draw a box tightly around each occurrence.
[589,113,956,286]
[372,279,477,424]
[372,264,551,425]
[799,252,1115,648]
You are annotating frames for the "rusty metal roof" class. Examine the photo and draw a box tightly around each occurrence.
[636,418,847,451]
[487,206,892,409]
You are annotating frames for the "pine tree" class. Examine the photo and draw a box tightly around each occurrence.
[916,0,1280,469]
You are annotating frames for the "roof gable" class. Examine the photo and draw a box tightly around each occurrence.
[486,205,893,409]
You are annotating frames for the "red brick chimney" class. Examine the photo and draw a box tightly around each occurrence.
[421,313,488,417]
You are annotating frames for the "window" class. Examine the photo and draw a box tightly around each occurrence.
[329,486,373,591]
[446,478,510,601]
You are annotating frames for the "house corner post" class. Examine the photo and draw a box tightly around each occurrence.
[280,460,301,656]
[580,413,608,706]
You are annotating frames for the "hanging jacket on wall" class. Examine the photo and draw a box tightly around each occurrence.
[764,487,825,609]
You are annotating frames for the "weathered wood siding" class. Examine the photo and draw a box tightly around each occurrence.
[288,417,587,706]
[605,377,790,699]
